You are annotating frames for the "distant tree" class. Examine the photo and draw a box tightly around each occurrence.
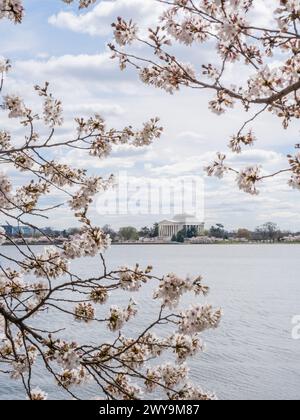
[276,231,286,242]
[171,234,177,242]
[236,229,251,240]
[185,226,198,239]
[67,227,81,237]
[102,225,118,242]
[278,230,292,241]
[150,223,159,238]
[119,226,139,241]
[252,228,262,242]
[255,222,281,242]
[176,230,186,243]
[139,226,151,238]
[209,224,228,239]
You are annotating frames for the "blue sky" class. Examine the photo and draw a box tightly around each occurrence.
[1,0,300,231]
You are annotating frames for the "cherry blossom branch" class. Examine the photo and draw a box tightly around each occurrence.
[0,4,221,399]
[107,0,300,194]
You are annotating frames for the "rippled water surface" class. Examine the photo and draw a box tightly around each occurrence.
[1,244,300,400]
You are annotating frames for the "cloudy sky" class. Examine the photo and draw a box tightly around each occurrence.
[1,0,300,231]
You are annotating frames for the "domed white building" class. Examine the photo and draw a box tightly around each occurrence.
[158,214,205,239]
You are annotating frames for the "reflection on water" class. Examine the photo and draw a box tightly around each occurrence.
[1,244,300,400]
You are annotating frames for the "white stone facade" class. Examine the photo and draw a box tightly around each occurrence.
[158,214,205,239]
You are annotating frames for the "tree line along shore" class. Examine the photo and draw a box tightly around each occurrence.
[2,222,300,245]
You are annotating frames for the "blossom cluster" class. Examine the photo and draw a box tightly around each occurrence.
[29,388,48,401]
[57,366,89,389]
[154,273,209,309]
[288,153,300,190]
[162,9,209,46]
[237,166,262,195]
[139,62,196,95]
[0,130,11,150]
[179,305,222,335]
[74,302,95,323]
[23,246,69,279]
[0,227,6,245]
[75,114,163,158]
[0,314,5,340]
[146,363,189,391]
[90,287,109,304]
[168,333,203,362]
[0,56,11,73]
[0,172,12,209]
[0,0,24,23]
[229,131,256,154]
[275,0,300,32]
[15,180,49,212]
[209,90,234,115]
[107,300,137,331]
[0,0,97,26]
[3,95,27,118]
[69,175,115,211]
[204,153,229,179]
[41,162,85,188]
[205,154,266,195]
[0,270,25,298]
[12,152,35,172]
[63,227,111,259]
[119,264,152,291]
[62,0,96,9]
[171,384,217,401]
[106,373,141,400]
[112,17,138,46]
[35,84,63,127]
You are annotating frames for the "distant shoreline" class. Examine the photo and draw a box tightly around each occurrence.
[2,241,300,246]
[114,242,300,245]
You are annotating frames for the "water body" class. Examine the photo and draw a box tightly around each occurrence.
[0,244,300,400]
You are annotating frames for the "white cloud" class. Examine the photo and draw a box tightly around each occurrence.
[49,0,162,36]
[64,102,125,117]
[228,149,285,169]
[15,52,113,79]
